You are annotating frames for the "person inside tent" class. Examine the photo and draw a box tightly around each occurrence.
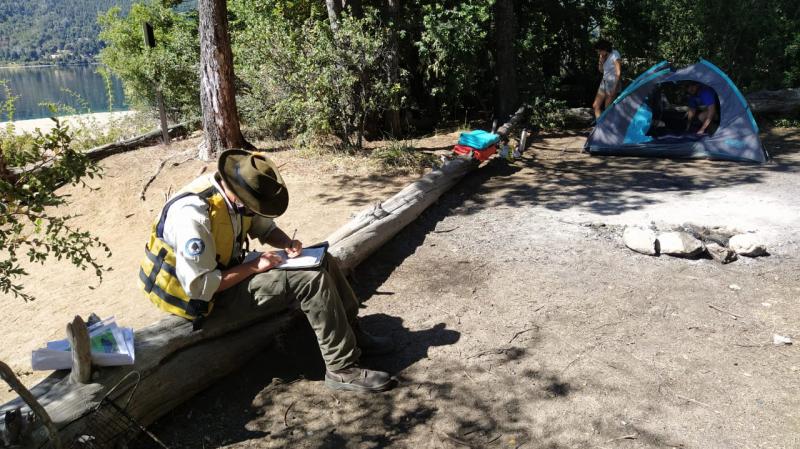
[685,82,718,135]
[592,39,622,119]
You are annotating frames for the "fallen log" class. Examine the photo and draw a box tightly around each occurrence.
[560,88,800,129]
[328,104,527,268]
[85,121,197,161]
[0,106,528,448]
[745,88,800,116]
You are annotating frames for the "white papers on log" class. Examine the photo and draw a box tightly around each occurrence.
[31,316,135,371]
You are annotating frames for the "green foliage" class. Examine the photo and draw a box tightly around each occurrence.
[85,0,800,140]
[601,0,800,91]
[231,3,396,148]
[370,140,438,171]
[0,0,133,64]
[40,94,153,151]
[528,97,567,132]
[415,1,493,117]
[769,117,800,128]
[98,1,200,121]
[0,94,110,301]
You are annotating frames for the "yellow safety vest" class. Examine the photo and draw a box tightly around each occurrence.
[138,178,252,320]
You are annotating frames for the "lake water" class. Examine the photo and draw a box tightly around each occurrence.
[0,65,127,121]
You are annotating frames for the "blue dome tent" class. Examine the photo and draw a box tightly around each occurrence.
[585,59,768,163]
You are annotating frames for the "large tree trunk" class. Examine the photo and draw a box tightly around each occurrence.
[493,0,518,120]
[561,87,800,129]
[746,88,800,116]
[325,0,342,32]
[385,0,402,136]
[197,0,249,161]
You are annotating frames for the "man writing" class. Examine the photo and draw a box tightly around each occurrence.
[685,82,718,134]
[139,149,394,392]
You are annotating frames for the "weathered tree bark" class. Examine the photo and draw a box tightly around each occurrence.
[0,361,62,449]
[493,0,518,120]
[85,122,192,160]
[325,0,342,32]
[66,316,91,384]
[385,0,402,136]
[328,104,528,269]
[197,0,250,161]
[745,88,800,116]
[0,106,530,448]
[562,88,800,129]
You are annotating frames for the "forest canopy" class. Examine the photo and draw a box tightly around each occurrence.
[0,0,134,64]
[93,0,800,140]
[4,0,798,138]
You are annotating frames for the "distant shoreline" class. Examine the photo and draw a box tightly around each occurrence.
[0,62,100,70]
[0,110,136,135]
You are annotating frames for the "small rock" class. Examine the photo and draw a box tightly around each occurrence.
[729,284,741,290]
[623,226,659,255]
[658,231,705,258]
[706,243,737,264]
[773,334,792,346]
[729,234,767,257]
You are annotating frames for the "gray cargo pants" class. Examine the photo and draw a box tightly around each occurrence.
[215,254,361,371]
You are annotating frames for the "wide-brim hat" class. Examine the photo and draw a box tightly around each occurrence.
[218,149,289,217]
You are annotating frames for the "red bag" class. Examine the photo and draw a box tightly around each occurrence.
[452,144,497,161]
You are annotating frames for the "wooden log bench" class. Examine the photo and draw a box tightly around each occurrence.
[0,107,528,448]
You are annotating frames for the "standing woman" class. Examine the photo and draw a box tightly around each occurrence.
[592,39,622,119]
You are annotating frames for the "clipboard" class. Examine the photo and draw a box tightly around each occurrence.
[243,242,329,270]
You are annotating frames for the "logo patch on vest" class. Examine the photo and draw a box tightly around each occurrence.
[185,238,206,256]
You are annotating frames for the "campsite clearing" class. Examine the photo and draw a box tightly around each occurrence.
[149,128,797,448]
[3,128,800,448]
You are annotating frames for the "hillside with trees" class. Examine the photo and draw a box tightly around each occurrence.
[0,0,133,64]
[97,0,800,143]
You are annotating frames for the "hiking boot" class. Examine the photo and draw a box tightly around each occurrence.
[351,322,395,356]
[325,365,393,392]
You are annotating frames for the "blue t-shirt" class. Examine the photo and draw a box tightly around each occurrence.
[689,86,716,109]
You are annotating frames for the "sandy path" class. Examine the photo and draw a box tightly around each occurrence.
[0,111,136,135]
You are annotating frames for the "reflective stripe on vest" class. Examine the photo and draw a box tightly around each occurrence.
[138,178,252,320]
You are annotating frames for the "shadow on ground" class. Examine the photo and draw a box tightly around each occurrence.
[133,316,606,449]
[313,127,799,222]
[131,128,800,449]
[433,126,800,218]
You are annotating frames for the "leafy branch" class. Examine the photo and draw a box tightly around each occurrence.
[0,115,110,301]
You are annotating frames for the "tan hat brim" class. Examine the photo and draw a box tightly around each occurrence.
[218,149,289,217]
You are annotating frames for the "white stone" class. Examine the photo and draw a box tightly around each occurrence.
[729,234,768,257]
[773,334,793,346]
[657,231,705,257]
[623,226,658,255]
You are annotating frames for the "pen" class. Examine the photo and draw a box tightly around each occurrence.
[290,228,297,245]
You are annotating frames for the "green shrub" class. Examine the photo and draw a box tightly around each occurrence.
[0,100,110,301]
[415,1,493,118]
[370,140,438,171]
[98,1,200,121]
[528,97,567,132]
[232,4,396,148]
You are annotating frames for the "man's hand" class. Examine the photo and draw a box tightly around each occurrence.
[252,251,283,273]
[285,240,303,258]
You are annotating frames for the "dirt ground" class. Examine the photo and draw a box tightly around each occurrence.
[0,134,421,400]
[4,128,800,448]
